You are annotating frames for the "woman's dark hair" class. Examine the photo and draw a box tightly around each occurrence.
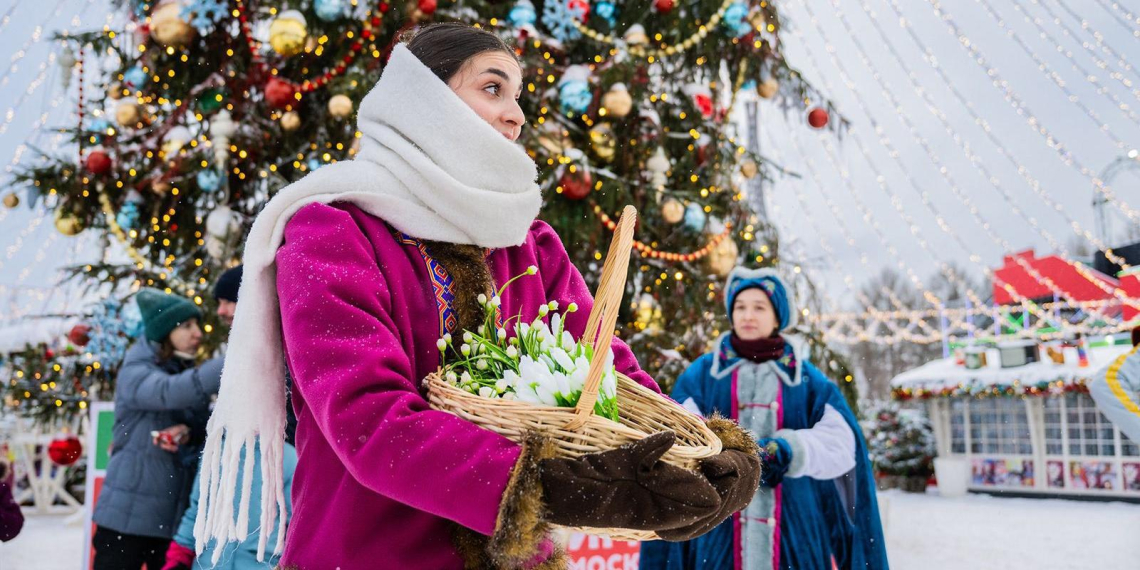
[403,23,518,84]
[157,338,176,362]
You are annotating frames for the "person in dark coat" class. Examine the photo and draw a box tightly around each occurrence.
[91,288,223,570]
[0,453,23,542]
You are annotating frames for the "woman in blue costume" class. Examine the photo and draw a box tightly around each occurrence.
[641,267,888,570]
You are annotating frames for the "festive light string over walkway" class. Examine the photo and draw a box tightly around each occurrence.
[926,0,1140,227]
[877,0,1136,272]
[820,0,1140,318]
[1042,0,1140,96]
[1087,0,1140,40]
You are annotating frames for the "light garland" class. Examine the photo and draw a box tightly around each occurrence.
[892,378,1090,401]
[813,0,1140,321]
[234,0,384,94]
[1041,0,1140,102]
[1088,0,1140,40]
[97,193,198,298]
[926,0,1140,226]
[591,203,730,262]
[571,0,739,59]
[878,0,1136,271]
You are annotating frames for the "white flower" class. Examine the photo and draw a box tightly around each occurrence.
[445,371,459,383]
[567,302,578,313]
[443,333,452,343]
[538,304,550,318]
[548,301,559,311]
[527,265,538,275]
[463,331,474,344]
[561,330,575,352]
[497,327,508,340]
[479,386,494,398]
[476,359,488,370]
[506,346,518,358]
[491,296,502,307]
[495,379,508,392]
[478,293,488,305]
[502,392,516,401]
[519,323,530,335]
[461,344,471,357]
[461,371,473,384]
[437,339,447,351]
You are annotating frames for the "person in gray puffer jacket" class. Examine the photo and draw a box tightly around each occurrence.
[91,288,223,570]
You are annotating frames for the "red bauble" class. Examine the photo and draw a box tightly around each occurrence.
[48,436,82,467]
[560,169,593,200]
[653,0,675,13]
[265,77,299,109]
[808,107,829,129]
[567,0,590,20]
[85,151,112,175]
[418,0,437,15]
[693,93,714,119]
[68,324,91,347]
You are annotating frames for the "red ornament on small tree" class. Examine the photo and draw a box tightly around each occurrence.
[653,0,675,13]
[68,324,91,347]
[808,107,829,129]
[265,77,299,109]
[560,169,593,200]
[85,150,113,175]
[418,0,437,15]
[48,435,83,467]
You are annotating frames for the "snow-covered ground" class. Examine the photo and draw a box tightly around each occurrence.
[3,490,1139,569]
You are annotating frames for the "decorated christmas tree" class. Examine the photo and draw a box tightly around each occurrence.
[4,0,849,421]
[861,400,936,487]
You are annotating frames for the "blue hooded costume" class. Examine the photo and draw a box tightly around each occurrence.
[640,267,888,570]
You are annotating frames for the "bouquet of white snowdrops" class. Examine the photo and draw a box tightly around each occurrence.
[436,266,620,421]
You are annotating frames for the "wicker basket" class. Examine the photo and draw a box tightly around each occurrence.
[425,205,723,541]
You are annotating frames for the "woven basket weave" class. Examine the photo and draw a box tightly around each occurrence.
[425,205,722,541]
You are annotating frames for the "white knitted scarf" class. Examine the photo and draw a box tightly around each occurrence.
[193,44,542,562]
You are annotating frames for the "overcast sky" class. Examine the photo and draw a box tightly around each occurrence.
[1,0,1138,324]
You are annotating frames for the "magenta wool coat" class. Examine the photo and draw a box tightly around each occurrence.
[275,202,661,569]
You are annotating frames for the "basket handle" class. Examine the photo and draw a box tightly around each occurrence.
[564,205,637,431]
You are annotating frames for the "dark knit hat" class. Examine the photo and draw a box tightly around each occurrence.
[213,264,243,302]
[136,288,202,343]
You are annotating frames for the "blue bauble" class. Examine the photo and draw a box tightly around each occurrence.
[88,118,111,144]
[594,1,617,27]
[123,66,147,90]
[722,2,751,38]
[116,201,140,231]
[314,0,352,22]
[684,203,707,231]
[196,168,222,192]
[508,0,537,28]
[308,158,322,171]
[559,81,592,115]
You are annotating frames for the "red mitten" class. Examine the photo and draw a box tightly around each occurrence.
[161,541,194,570]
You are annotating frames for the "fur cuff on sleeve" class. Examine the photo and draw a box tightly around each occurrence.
[707,415,760,456]
[453,433,568,569]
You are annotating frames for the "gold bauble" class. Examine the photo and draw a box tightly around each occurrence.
[757,78,779,99]
[741,159,759,179]
[601,83,633,118]
[327,94,354,119]
[151,180,171,195]
[269,11,308,57]
[661,198,685,224]
[2,193,18,209]
[54,210,84,236]
[280,111,302,132]
[708,237,739,277]
[107,83,123,100]
[589,124,616,162]
[151,2,195,48]
[115,101,141,127]
[624,24,649,45]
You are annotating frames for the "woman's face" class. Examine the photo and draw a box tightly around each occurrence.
[168,318,202,354]
[447,51,525,142]
[733,288,778,341]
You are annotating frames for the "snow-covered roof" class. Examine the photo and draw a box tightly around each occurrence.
[890,342,1134,398]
